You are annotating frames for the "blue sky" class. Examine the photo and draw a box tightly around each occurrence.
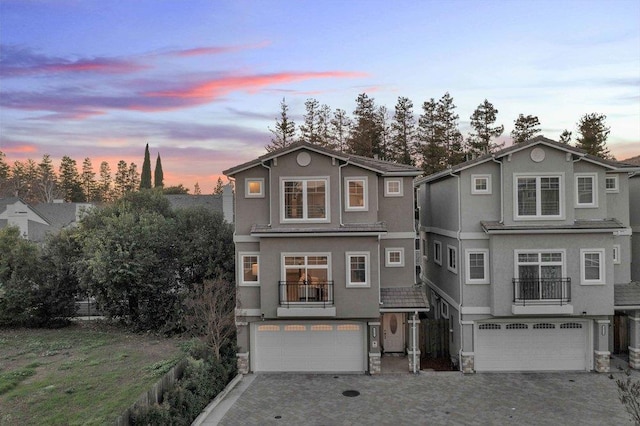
[1,0,638,192]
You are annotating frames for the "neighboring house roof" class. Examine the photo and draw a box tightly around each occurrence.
[32,202,86,229]
[614,282,640,309]
[165,194,223,213]
[379,287,429,312]
[223,141,422,177]
[622,155,640,166]
[251,222,387,236]
[415,136,636,185]
[481,219,627,234]
[0,197,51,225]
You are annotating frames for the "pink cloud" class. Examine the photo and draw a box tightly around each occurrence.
[168,41,271,57]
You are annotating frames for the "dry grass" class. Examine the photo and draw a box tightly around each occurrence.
[0,321,184,425]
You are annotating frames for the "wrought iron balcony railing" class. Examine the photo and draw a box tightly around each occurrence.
[512,278,571,306]
[279,280,334,307]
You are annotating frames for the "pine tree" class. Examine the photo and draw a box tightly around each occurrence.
[575,113,611,158]
[154,153,164,188]
[0,151,9,196]
[467,99,504,157]
[299,98,320,144]
[81,157,97,201]
[416,98,447,175]
[266,98,296,152]
[559,130,572,144]
[330,108,352,153]
[58,156,84,202]
[376,106,392,161]
[347,93,381,157]
[37,154,58,203]
[390,96,416,165]
[511,114,541,144]
[140,144,152,189]
[437,92,465,168]
[127,163,140,192]
[213,177,224,195]
[9,160,29,199]
[114,160,129,198]
[317,104,334,149]
[98,161,113,202]
[194,182,202,195]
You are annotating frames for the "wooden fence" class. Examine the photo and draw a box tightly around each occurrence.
[420,318,450,359]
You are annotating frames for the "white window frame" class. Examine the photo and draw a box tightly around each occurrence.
[465,249,489,284]
[580,248,606,285]
[384,178,403,197]
[447,245,458,274]
[239,252,260,286]
[605,175,619,193]
[613,244,621,265]
[344,176,368,211]
[420,232,428,261]
[346,251,370,288]
[385,247,405,267]
[245,178,264,198]
[514,249,566,280]
[280,176,330,223]
[513,173,564,220]
[440,300,449,319]
[434,240,442,265]
[471,174,492,195]
[575,173,598,208]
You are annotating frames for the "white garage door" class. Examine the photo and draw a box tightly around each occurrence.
[475,320,589,372]
[251,322,365,372]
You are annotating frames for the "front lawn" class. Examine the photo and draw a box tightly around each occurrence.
[0,321,185,425]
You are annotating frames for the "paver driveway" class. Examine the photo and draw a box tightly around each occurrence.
[204,369,637,426]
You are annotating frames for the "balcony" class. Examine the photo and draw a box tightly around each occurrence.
[512,278,573,315]
[277,280,336,317]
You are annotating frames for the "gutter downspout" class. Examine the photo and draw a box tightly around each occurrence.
[491,156,504,223]
[260,161,272,227]
[450,171,463,370]
[412,310,418,374]
[338,160,350,226]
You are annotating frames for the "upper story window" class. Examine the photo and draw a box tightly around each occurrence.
[346,252,369,287]
[516,250,564,281]
[580,249,605,285]
[605,175,619,193]
[345,177,368,211]
[447,245,458,274]
[245,178,264,198]
[385,248,404,267]
[434,240,442,265]
[515,174,563,219]
[281,177,328,221]
[575,173,598,208]
[465,249,489,284]
[240,253,259,286]
[384,178,403,197]
[471,174,492,195]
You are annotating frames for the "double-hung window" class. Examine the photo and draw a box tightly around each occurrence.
[580,249,605,285]
[345,177,367,211]
[515,174,563,219]
[465,249,489,284]
[346,252,369,287]
[282,177,328,221]
[239,253,259,286]
[434,241,442,265]
[575,173,597,208]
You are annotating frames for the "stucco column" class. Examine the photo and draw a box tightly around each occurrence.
[408,313,421,373]
[594,319,610,373]
[460,320,475,374]
[629,313,640,370]
[368,321,381,375]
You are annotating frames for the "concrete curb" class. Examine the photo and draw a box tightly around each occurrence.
[191,373,244,426]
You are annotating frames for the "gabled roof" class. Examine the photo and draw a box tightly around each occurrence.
[415,136,636,185]
[223,141,421,177]
[615,282,640,308]
[380,287,429,312]
[32,203,81,228]
[0,197,51,224]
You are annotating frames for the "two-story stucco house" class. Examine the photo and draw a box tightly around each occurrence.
[415,136,635,373]
[224,142,426,374]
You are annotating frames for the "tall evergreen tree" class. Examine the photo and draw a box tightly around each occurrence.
[416,98,446,175]
[154,153,164,188]
[9,160,29,199]
[299,98,320,144]
[58,156,84,202]
[330,108,352,153]
[559,129,572,144]
[81,157,97,201]
[213,177,224,195]
[194,182,202,195]
[98,161,113,202]
[266,98,296,152]
[575,113,611,158]
[437,92,465,168]
[511,114,541,144]
[390,96,416,165]
[140,144,152,189]
[127,162,140,192]
[347,93,381,157]
[317,104,334,149]
[467,99,504,157]
[114,160,129,198]
[37,154,58,203]
[376,106,392,161]
[0,151,9,196]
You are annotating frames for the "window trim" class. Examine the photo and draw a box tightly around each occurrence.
[434,240,442,266]
[605,175,619,193]
[440,301,449,319]
[239,252,260,286]
[344,176,368,211]
[420,232,428,261]
[575,173,598,208]
[384,178,403,197]
[385,247,405,267]
[245,178,264,198]
[346,251,370,288]
[514,249,566,281]
[447,245,458,274]
[280,176,330,223]
[580,248,606,285]
[513,173,564,220]
[465,249,489,284]
[613,244,621,265]
[471,174,492,195]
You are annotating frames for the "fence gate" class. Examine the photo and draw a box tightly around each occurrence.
[421,319,450,358]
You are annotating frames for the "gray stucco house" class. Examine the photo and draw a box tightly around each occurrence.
[224,142,427,374]
[415,136,636,373]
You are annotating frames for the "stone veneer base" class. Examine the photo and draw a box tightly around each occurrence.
[594,350,610,373]
[369,352,381,375]
[237,352,249,375]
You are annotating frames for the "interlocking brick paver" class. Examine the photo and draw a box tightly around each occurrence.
[208,369,636,425]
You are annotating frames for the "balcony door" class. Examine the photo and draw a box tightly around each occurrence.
[283,254,330,303]
[516,251,564,300]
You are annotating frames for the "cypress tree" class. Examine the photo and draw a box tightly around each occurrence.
[154,153,164,188]
[140,144,152,189]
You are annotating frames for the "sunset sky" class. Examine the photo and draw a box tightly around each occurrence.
[1,0,639,193]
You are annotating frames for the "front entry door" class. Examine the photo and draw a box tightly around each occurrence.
[383,313,404,352]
